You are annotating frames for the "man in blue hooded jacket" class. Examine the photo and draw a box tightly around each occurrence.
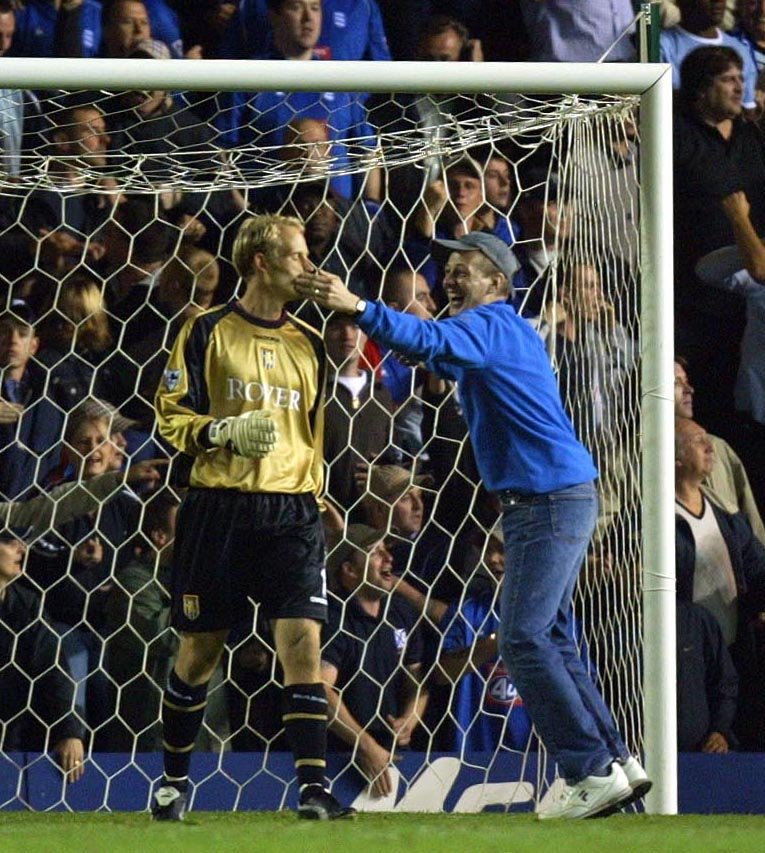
[295,231,651,819]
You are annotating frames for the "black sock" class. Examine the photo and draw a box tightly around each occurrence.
[281,682,328,789]
[161,669,208,789]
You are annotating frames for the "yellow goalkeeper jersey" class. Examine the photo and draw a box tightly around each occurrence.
[155,302,327,499]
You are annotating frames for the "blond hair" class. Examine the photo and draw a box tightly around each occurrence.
[54,274,113,352]
[160,246,220,297]
[231,213,304,279]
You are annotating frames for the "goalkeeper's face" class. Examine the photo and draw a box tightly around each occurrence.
[263,225,314,301]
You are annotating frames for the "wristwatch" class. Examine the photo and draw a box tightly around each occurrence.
[354,298,367,316]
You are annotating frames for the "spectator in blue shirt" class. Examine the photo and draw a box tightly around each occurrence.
[296,230,650,819]
[0,303,63,500]
[98,0,152,55]
[9,0,100,58]
[218,0,390,61]
[519,0,636,62]
[436,531,534,753]
[729,0,765,79]
[220,0,381,201]
[661,0,759,110]
[25,398,142,737]
[413,155,514,247]
[143,0,195,58]
[66,0,195,58]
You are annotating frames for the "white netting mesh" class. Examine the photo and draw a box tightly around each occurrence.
[0,82,643,811]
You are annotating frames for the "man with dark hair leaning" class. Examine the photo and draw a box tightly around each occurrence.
[673,45,765,426]
[153,213,354,821]
[295,231,651,820]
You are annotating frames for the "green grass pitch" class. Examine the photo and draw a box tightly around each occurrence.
[2,813,765,853]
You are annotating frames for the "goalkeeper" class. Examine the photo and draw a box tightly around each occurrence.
[296,231,651,820]
[153,213,354,822]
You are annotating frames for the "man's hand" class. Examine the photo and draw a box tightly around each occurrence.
[702,731,730,754]
[0,399,23,424]
[721,190,751,224]
[357,738,395,798]
[125,458,169,488]
[55,737,85,783]
[321,496,345,536]
[597,298,617,330]
[466,38,483,62]
[178,214,207,243]
[387,712,419,748]
[208,410,279,458]
[294,271,359,314]
[422,179,448,219]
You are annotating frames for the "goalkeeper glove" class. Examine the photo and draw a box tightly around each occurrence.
[207,410,279,459]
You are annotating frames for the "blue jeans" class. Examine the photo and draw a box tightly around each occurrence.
[498,481,628,783]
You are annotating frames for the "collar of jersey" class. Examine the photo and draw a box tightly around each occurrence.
[231,301,288,328]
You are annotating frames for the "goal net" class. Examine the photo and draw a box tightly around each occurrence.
[0,59,672,814]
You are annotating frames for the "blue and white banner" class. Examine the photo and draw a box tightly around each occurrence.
[2,752,764,814]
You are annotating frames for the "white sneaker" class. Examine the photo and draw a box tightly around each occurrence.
[537,762,632,820]
[618,756,652,801]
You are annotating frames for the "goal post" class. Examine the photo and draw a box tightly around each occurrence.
[0,57,676,815]
[636,66,677,817]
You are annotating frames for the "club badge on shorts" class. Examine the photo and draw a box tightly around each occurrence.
[183,594,200,620]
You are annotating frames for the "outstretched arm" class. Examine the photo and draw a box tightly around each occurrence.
[294,271,492,369]
[2,460,168,534]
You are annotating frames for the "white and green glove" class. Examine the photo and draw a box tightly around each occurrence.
[207,410,279,459]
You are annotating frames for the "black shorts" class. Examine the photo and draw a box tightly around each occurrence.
[171,489,328,632]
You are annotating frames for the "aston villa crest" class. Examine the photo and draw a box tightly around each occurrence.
[261,347,276,370]
[183,594,200,620]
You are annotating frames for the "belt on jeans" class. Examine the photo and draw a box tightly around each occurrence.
[498,489,538,505]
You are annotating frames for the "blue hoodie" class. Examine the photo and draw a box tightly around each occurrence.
[357,299,597,494]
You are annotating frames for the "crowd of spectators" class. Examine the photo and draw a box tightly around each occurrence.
[0,0,764,797]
